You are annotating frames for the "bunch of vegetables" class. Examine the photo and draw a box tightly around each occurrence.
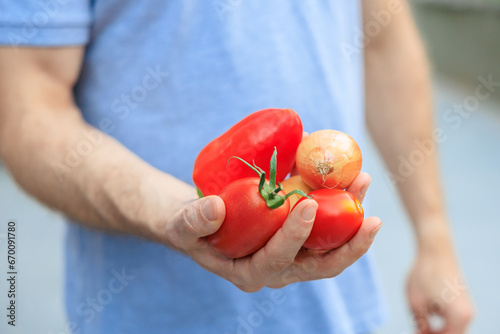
[193,108,364,258]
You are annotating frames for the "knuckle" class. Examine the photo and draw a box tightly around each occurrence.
[164,223,181,250]
[227,269,264,293]
[268,257,293,273]
[458,306,474,323]
[313,263,344,280]
[347,240,369,257]
[284,224,310,244]
[266,282,287,289]
[330,267,345,278]
[235,282,262,293]
[180,206,198,236]
[291,231,310,244]
[298,257,319,276]
[164,207,197,251]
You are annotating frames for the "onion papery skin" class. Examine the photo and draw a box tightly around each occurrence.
[296,130,362,190]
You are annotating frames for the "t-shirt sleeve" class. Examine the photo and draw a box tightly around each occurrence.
[0,0,92,46]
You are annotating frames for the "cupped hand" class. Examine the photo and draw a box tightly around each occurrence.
[163,172,381,292]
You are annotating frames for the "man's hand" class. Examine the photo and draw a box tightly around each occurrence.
[162,172,381,292]
[0,47,381,292]
[407,243,473,333]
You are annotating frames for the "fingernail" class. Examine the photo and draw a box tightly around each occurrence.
[301,203,317,222]
[369,222,382,239]
[360,179,371,198]
[202,197,217,221]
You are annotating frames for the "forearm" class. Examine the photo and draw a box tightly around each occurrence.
[364,2,452,252]
[362,3,474,327]
[0,103,196,243]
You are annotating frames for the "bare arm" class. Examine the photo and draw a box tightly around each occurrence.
[363,0,447,249]
[0,47,381,292]
[0,47,193,242]
[363,0,473,332]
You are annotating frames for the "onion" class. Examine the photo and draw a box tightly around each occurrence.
[295,130,362,190]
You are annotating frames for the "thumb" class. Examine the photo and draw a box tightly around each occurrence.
[167,196,226,250]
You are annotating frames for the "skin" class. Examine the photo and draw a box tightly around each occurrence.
[0,47,381,292]
[0,0,473,330]
[363,0,474,333]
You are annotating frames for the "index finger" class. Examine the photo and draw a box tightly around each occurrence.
[292,216,382,280]
[346,172,371,204]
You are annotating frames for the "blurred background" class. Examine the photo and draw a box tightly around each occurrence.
[0,0,499,333]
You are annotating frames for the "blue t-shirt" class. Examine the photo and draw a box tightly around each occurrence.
[1,1,387,333]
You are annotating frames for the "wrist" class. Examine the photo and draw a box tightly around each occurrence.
[413,215,455,256]
[96,162,196,244]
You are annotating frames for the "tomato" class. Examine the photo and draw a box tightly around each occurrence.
[207,177,290,258]
[207,148,308,258]
[193,108,303,196]
[295,189,363,250]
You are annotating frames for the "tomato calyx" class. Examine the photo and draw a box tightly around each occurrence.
[230,148,311,209]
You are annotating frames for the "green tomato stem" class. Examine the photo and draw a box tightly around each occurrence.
[269,147,277,189]
[283,189,311,200]
[226,147,310,209]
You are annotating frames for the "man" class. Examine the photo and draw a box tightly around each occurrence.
[0,0,472,333]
